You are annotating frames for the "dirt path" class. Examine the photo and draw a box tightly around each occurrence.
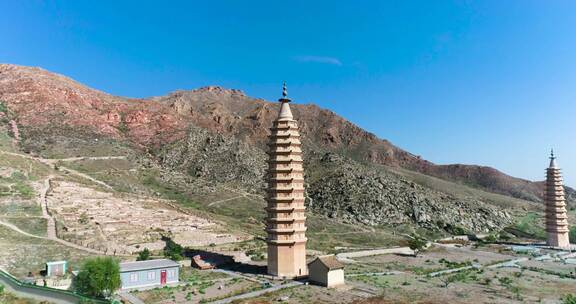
[0,219,44,239]
[54,156,127,162]
[0,150,126,164]
[0,150,119,190]
[0,213,105,255]
[0,151,123,255]
[56,166,115,190]
[208,195,246,207]
[39,176,57,239]
[38,176,108,255]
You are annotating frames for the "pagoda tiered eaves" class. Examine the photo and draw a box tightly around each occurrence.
[544,151,571,249]
[265,83,308,278]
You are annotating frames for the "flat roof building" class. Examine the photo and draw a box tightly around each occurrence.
[45,261,67,277]
[119,259,179,290]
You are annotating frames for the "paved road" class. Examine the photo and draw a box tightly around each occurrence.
[346,271,404,277]
[428,264,481,277]
[211,269,269,284]
[487,258,529,269]
[337,247,414,260]
[208,281,303,304]
[119,292,146,304]
[0,268,78,304]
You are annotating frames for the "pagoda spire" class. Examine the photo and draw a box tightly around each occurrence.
[544,151,571,249]
[277,82,293,120]
[265,82,308,278]
[549,149,557,169]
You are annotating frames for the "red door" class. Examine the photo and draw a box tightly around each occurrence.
[160,270,167,285]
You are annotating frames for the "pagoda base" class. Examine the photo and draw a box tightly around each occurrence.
[547,232,571,249]
[267,242,308,278]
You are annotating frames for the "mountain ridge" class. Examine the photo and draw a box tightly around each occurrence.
[0,63,572,208]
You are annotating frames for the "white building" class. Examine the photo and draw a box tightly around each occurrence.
[119,259,179,290]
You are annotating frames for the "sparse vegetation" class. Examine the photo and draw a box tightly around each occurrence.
[439,269,478,288]
[407,233,427,257]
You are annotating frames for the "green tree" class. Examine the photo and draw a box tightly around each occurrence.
[563,294,576,304]
[137,248,151,261]
[74,257,121,298]
[163,237,183,261]
[569,227,576,243]
[407,233,427,257]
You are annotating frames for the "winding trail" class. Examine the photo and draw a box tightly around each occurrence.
[208,195,246,207]
[0,150,123,190]
[39,175,56,239]
[0,219,44,239]
[0,150,122,255]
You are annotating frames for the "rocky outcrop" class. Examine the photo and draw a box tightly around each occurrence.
[307,154,512,233]
[157,126,267,191]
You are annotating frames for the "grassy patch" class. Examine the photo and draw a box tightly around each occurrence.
[0,225,95,278]
[179,268,229,282]
[0,217,47,237]
[510,212,546,240]
[307,215,404,252]
[0,201,42,217]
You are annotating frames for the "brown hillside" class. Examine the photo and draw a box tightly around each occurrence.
[0,63,569,205]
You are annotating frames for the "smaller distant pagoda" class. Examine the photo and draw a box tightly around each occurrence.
[544,150,571,249]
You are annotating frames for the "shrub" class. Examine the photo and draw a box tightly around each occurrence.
[137,248,151,261]
[569,227,576,244]
[563,294,576,304]
[407,233,427,257]
[74,257,121,298]
[498,276,513,287]
[163,237,183,261]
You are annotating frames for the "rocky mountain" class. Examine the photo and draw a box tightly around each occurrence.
[0,63,570,233]
[306,153,512,232]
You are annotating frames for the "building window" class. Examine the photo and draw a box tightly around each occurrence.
[147,271,155,280]
[130,273,138,282]
[167,269,175,279]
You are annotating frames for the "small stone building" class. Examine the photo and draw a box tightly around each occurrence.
[119,259,179,290]
[308,255,345,288]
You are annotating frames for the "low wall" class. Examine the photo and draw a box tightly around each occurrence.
[0,269,109,304]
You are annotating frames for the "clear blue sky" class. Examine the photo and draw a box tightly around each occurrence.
[1,1,575,186]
